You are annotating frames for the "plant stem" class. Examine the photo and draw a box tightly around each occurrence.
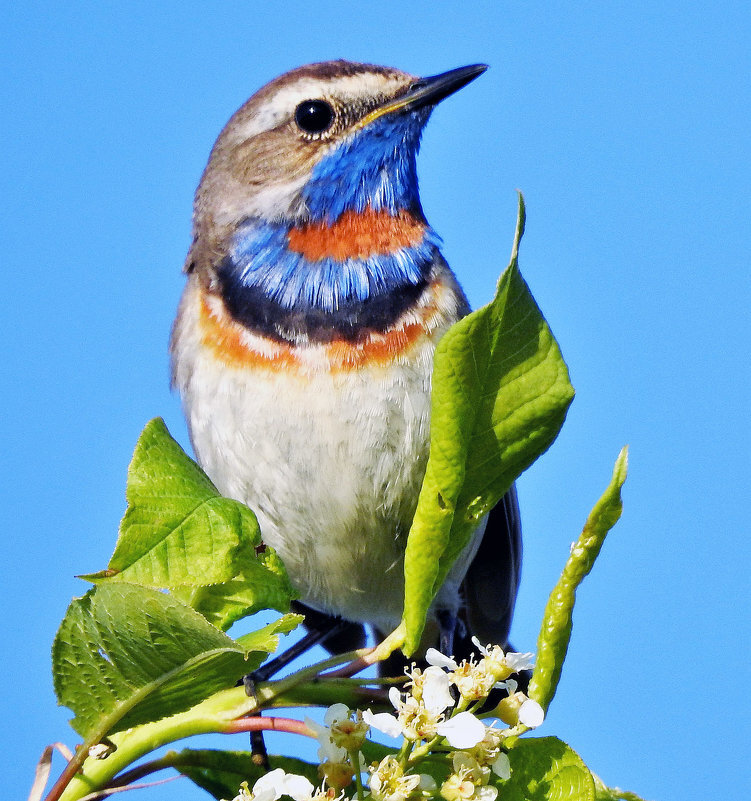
[407,736,440,765]
[53,685,253,801]
[222,716,314,736]
[49,647,376,801]
[349,750,365,801]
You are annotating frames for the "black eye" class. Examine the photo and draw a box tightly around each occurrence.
[294,99,334,134]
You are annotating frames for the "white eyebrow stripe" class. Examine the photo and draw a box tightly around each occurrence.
[230,72,408,140]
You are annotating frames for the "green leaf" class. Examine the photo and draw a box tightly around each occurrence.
[529,447,628,711]
[173,749,319,800]
[52,583,252,740]
[83,418,296,625]
[402,195,575,653]
[234,613,304,653]
[499,736,596,801]
[172,545,295,631]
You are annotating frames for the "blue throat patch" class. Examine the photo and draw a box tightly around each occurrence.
[302,108,430,222]
[224,218,441,313]
[216,108,443,342]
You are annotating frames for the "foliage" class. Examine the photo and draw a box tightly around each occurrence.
[31,199,646,801]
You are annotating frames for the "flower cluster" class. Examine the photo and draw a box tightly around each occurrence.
[365,642,542,744]
[229,643,543,801]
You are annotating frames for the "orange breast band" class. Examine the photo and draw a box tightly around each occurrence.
[287,207,426,262]
[198,289,442,374]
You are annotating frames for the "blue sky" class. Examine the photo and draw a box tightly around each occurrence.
[2,4,749,800]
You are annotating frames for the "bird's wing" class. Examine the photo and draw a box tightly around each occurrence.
[459,484,523,651]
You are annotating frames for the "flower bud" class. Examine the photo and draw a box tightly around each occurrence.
[318,761,354,791]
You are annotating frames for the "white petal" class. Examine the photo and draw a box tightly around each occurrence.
[362,708,403,739]
[251,788,278,801]
[422,666,454,714]
[475,786,499,801]
[494,679,517,694]
[253,768,288,800]
[491,752,511,781]
[319,739,348,763]
[505,652,535,672]
[324,703,350,726]
[519,699,545,728]
[282,774,315,801]
[303,716,327,740]
[425,647,458,670]
[418,774,438,794]
[471,636,490,656]
[388,686,403,709]
[435,711,486,748]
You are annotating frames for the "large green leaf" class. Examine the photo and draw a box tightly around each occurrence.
[529,447,628,711]
[402,196,575,652]
[83,418,296,625]
[52,583,253,740]
[500,736,596,801]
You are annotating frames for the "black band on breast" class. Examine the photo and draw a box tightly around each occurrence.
[216,261,429,344]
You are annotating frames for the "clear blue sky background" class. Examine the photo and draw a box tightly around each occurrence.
[2,4,748,800]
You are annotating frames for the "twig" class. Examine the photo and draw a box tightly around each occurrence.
[223,715,315,737]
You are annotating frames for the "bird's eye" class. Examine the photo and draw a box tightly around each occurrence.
[294,99,335,134]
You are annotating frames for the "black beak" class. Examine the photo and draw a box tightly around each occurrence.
[360,64,488,126]
[401,64,488,110]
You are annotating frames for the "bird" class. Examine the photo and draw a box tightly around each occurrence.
[170,60,522,666]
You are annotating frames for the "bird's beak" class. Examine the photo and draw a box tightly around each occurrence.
[358,63,488,128]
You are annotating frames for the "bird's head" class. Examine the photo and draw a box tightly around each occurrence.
[193,60,487,235]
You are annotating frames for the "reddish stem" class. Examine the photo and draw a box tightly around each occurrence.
[43,746,91,801]
[222,715,315,737]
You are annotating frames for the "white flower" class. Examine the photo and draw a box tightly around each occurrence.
[368,681,453,742]
[427,647,497,701]
[304,715,348,763]
[322,703,369,750]
[451,752,490,786]
[440,755,499,801]
[439,770,477,801]
[369,755,422,801]
[470,638,535,681]
[435,711,487,749]
[518,698,545,728]
[390,687,445,741]
[250,769,315,801]
[405,663,456,711]
[367,660,489,747]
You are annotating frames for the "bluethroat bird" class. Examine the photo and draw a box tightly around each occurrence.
[170,60,521,663]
